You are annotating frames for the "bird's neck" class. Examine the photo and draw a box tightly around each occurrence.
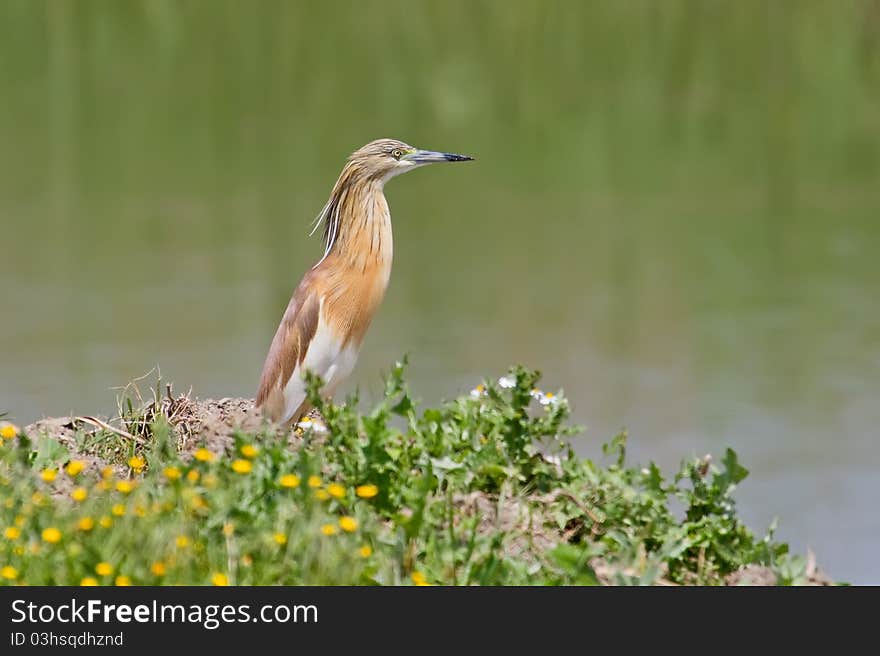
[324,178,393,276]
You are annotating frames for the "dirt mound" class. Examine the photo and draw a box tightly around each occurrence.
[24,395,263,464]
[173,396,263,457]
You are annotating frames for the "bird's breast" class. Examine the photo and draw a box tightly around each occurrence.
[322,261,390,349]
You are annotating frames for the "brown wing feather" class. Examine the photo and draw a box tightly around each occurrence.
[255,270,321,421]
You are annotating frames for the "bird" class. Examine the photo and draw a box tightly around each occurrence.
[255,138,473,426]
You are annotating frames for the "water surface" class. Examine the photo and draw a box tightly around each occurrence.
[1,2,878,583]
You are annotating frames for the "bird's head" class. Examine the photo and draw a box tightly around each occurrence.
[347,138,473,183]
[309,138,473,266]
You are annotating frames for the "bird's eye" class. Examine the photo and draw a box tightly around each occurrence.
[391,148,403,160]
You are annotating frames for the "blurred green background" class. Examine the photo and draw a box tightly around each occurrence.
[1,1,878,583]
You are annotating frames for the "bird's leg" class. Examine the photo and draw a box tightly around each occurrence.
[284,400,313,430]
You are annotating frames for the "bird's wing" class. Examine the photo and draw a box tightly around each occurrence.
[255,271,321,423]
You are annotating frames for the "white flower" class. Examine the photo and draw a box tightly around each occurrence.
[297,417,328,434]
[530,389,561,406]
[498,376,515,389]
[469,383,487,398]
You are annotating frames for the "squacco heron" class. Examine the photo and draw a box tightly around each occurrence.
[256,138,473,426]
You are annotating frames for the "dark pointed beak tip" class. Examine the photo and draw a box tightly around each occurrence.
[445,153,474,162]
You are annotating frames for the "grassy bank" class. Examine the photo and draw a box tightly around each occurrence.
[0,362,831,586]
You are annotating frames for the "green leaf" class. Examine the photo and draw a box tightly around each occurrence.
[720,448,749,487]
[430,456,463,472]
[603,431,627,467]
[548,544,600,585]
[391,394,414,416]
[30,435,69,469]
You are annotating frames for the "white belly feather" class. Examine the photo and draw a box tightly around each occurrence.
[280,298,359,424]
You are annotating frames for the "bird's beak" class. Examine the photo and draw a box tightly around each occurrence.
[405,149,474,164]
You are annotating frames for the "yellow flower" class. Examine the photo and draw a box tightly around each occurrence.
[96,480,111,492]
[77,517,95,531]
[411,571,431,586]
[186,470,200,483]
[65,460,85,476]
[314,489,330,501]
[115,575,132,586]
[95,562,114,576]
[273,533,287,545]
[222,522,234,537]
[71,487,88,502]
[203,473,218,488]
[128,456,145,471]
[194,448,214,463]
[339,516,358,532]
[211,573,229,586]
[111,504,126,517]
[0,423,18,439]
[101,466,114,479]
[134,505,147,517]
[240,444,258,458]
[1,565,18,580]
[279,474,300,488]
[320,524,337,536]
[80,577,98,586]
[356,484,379,499]
[115,480,135,494]
[307,475,322,488]
[359,545,372,558]
[150,561,166,576]
[41,527,61,544]
[3,526,20,540]
[14,516,24,527]
[175,535,190,549]
[241,554,253,567]
[163,466,181,481]
[99,516,113,529]
[327,483,346,499]
[231,459,252,474]
[39,469,57,483]
[31,491,45,505]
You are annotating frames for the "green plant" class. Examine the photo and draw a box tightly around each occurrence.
[0,361,829,586]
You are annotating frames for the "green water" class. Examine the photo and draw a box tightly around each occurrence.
[1,1,879,583]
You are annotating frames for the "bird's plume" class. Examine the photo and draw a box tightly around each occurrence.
[308,195,341,267]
